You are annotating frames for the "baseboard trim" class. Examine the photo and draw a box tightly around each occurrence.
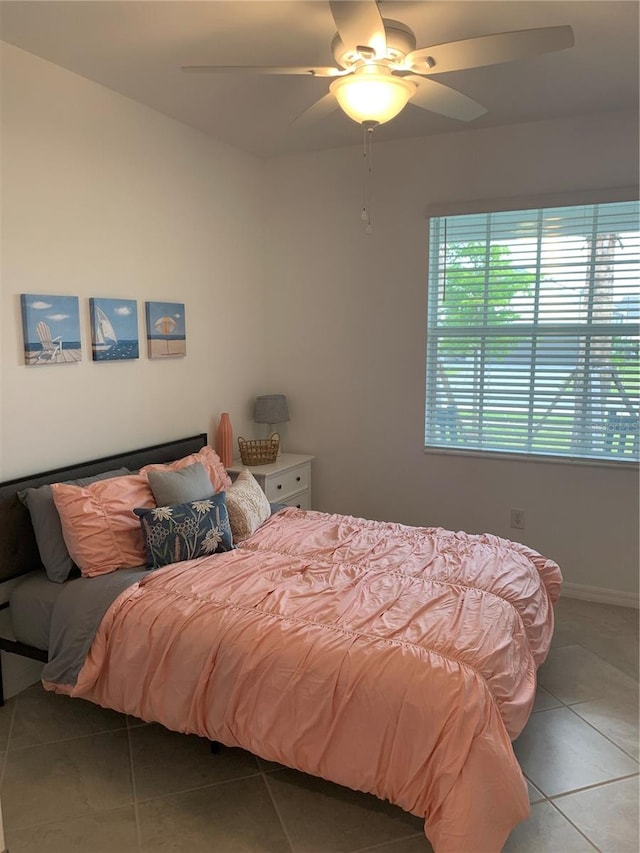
[562,582,639,609]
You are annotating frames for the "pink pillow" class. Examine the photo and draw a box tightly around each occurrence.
[52,474,155,577]
[141,445,231,494]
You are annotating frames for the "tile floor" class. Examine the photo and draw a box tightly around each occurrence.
[0,597,637,853]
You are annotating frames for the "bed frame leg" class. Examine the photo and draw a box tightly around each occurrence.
[209,740,222,754]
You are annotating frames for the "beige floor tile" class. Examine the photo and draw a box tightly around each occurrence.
[354,835,432,852]
[0,697,16,751]
[10,683,127,749]
[2,729,132,830]
[554,776,639,853]
[5,805,139,853]
[265,767,423,853]
[502,801,594,852]
[570,689,639,760]
[550,625,579,650]
[533,686,563,712]
[130,723,260,801]
[554,598,639,637]
[538,644,638,705]
[125,714,149,729]
[137,775,289,852]
[551,599,639,680]
[514,707,638,796]
[526,780,545,804]
[258,755,288,773]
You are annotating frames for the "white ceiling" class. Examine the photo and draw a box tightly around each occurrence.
[1,1,638,158]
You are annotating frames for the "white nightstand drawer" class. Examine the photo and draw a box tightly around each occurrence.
[227,454,314,509]
[280,490,310,510]
[264,463,310,501]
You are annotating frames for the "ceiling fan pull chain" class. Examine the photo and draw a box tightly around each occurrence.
[366,124,374,234]
[363,120,376,234]
[361,122,369,222]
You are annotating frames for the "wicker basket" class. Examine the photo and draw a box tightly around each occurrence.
[237,433,280,466]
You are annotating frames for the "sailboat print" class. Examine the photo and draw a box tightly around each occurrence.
[89,298,139,361]
[93,306,118,352]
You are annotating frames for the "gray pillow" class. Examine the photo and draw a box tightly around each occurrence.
[147,462,214,507]
[18,468,130,583]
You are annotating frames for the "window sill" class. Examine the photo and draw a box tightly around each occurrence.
[423,445,639,470]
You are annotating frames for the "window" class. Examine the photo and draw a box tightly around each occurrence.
[425,199,640,463]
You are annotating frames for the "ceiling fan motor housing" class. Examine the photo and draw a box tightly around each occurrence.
[331,19,417,68]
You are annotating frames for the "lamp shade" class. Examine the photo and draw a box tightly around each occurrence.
[330,67,415,125]
[254,394,289,424]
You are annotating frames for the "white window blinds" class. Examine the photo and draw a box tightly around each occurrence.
[425,200,640,462]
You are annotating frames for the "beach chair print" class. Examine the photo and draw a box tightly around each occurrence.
[35,321,63,362]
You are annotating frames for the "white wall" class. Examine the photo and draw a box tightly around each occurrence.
[1,44,267,480]
[263,110,640,602]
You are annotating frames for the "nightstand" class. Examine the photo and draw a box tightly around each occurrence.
[227,453,314,509]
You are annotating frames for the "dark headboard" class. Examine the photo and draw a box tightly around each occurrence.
[0,433,208,584]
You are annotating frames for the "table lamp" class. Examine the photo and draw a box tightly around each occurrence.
[254,394,289,452]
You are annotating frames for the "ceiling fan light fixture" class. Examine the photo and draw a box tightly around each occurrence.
[330,68,415,124]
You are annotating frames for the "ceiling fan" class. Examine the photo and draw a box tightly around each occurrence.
[181,0,575,127]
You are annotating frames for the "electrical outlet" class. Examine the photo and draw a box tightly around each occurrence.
[510,508,525,530]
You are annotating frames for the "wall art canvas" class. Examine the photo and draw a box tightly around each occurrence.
[145,301,186,358]
[20,293,81,366]
[90,297,139,361]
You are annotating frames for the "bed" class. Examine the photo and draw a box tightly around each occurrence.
[0,434,562,853]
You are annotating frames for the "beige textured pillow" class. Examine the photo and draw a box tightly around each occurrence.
[226,470,271,542]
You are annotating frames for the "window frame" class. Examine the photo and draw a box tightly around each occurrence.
[424,188,640,468]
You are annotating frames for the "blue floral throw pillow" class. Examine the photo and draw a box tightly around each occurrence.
[134,492,233,569]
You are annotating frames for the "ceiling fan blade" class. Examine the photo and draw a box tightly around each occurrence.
[292,92,339,128]
[406,26,574,75]
[181,65,343,77]
[329,0,386,58]
[407,76,487,121]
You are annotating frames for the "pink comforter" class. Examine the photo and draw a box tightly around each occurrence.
[57,509,561,851]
